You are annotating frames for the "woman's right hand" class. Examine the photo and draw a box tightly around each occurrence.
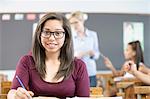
[14,87,34,99]
[123,61,137,73]
[122,61,132,72]
[104,57,114,69]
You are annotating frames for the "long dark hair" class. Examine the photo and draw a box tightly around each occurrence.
[128,40,144,69]
[32,13,74,79]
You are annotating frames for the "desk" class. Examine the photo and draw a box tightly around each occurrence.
[96,73,114,96]
[116,78,144,99]
[33,96,122,99]
[96,73,113,89]
[0,94,7,99]
[68,97,122,99]
[134,86,150,99]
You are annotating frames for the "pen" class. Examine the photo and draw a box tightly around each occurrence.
[16,75,32,99]
[100,52,106,59]
[16,75,26,89]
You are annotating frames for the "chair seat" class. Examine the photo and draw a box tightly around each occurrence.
[134,86,150,94]
[116,82,134,89]
[1,81,12,94]
[90,87,103,97]
[0,94,7,99]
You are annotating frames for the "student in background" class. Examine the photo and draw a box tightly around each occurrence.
[104,40,144,96]
[68,11,100,87]
[104,40,144,77]
[7,13,90,99]
[127,61,150,85]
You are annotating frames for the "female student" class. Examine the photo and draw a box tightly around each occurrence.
[127,61,150,85]
[104,40,144,77]
[7,13,90,99]
[104,40,144,96]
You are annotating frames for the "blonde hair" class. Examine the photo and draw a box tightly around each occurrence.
[70,11,84,21]
[67,11,88,22]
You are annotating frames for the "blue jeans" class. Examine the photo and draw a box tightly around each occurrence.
[89,75,97,87]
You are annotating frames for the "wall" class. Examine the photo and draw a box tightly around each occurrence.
[146,16,150,65]
[86,13,150,70]
[0,13,36,69]
[0,13,149,70]
[0,17,2,66]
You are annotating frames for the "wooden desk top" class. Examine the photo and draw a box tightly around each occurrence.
[134,86,150,94]
[116,82,134,89]
[96,73,113,78]
[116,78,144,89]
[33,96,123,99]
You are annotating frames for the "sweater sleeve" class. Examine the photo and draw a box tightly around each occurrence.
[11,55,31,90]
[74,59,90,97]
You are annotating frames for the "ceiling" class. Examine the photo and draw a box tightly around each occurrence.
[0,0,150,14]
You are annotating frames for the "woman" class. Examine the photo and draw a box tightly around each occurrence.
[68,11,100,87]
[7,13,90,99]
[104,40,144,96]
[104,40,144,77]
[128,61,150,85]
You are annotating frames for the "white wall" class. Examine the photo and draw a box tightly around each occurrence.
[149,1,150,13]
[0,70,15,81]
[0,0,150,14]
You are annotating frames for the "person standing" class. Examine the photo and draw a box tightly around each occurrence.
[68,11,100,87]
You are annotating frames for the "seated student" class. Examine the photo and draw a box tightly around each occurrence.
[104,40,144,77]
[127,61,150,85]
[7,13,90,99]
[103,40,144,96]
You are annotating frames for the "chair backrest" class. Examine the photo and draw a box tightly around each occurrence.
[0,81,11,99]
[1,81,12,94]
[96,73,114,97]
[134,86,150,99]
[0,74,8,83]
[0,74,8,94]
[0,94,7,99]
[90,87,103,97]
[116,78,145,99]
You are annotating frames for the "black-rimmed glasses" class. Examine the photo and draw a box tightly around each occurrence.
[41,30,65,39]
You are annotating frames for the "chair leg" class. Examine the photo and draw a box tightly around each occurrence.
[137,94,142,99]
[119,88,123,93]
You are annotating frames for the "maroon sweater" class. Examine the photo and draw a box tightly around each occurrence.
[11,55,90,98]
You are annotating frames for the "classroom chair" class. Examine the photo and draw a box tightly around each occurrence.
[134,86,150,99]
[0,81,12,99]
[90,87,103,97]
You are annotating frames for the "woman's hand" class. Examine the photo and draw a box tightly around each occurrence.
[122,61,133,72]
[76,50,95,59]
[123,61,138,74]
[14,87,34,99]
[104,57,113,69]
[88,50,95,57]
[138,63,149,74]
[130,63,137,74]
[33,97,59,99]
